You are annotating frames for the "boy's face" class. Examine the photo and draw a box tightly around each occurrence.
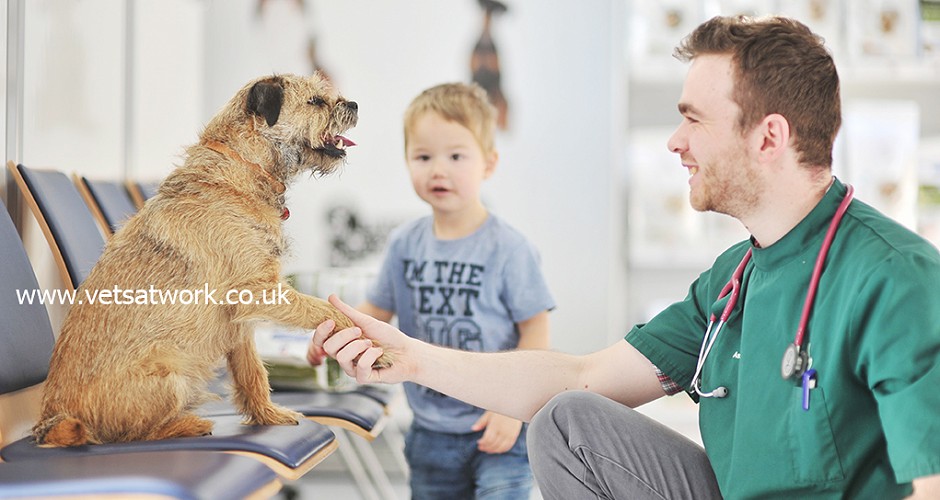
[405,111,497,217]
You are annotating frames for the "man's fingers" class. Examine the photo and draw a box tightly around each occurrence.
[334,337,372,369]
[355,347,384,383]
[311,319,336,348]
[329,294,372,325]
[322,326,362,357]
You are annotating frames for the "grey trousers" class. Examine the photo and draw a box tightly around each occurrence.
[527,391,722,500]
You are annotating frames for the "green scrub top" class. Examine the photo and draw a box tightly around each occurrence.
[626,179,940,498]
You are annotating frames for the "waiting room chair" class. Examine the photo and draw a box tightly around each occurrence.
[0,198,314,497]
[7,161,105,290]
[1,414,336,481]
[126,178,160,210]
[0,451,281,499]
[74,174,139,236]
[13,165,392,425]
[10,163,392,436]
[1,168,339,481]
[9,162,399,495]
[200,387,388,442]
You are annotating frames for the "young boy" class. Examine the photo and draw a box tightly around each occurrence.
[310,82,554,499]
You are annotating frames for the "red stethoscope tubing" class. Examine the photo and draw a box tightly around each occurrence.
[793,185,855,347]
[712,184,854,342]
[711,248,752,324]
[693,184,855,397]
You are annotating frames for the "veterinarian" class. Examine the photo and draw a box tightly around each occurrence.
[309,82,554,499]
[313,16,940,499]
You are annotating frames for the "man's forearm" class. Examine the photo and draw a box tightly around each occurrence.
[409,342,582,421]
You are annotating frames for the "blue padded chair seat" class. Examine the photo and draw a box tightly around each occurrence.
[352,384,400,407]
[1,415,335,480]
[0,451,280,499]
[271,391,386,436]
[200,391,387,440]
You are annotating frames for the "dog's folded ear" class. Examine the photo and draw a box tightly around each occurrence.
[247,78,284,127]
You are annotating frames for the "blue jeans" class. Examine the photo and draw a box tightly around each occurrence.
[405,423,533,500]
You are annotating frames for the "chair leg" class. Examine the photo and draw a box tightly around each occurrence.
[377,419,411,478]
[334,429,382,500]
[350,430,401,500]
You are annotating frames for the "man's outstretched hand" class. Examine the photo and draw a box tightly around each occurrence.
[311,295,416,385]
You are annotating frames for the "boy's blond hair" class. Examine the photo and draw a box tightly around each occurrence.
[403,82,498,155]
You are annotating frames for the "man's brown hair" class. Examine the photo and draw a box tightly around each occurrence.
[674,16,841,169]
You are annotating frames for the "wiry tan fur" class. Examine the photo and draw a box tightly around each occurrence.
[34,73,389,446]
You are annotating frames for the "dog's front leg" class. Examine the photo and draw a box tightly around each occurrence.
[231,282,354,330]
[226,323,303,426]
[231,282,393,367]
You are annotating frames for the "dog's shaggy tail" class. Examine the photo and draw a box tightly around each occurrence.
[33,414,98,447]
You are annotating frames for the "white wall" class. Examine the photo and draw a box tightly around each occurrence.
[21,0,124,174]
[1,1,7,196]
[6,0,203,179]
[203,0,629,354]
[130,0,204,179]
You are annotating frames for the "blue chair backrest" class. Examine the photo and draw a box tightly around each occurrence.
[83,177,138,233]
[0,198,55,395]
[138,181,159,201]
[16,164,105,289]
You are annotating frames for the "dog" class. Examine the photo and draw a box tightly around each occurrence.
[33,73,390,446]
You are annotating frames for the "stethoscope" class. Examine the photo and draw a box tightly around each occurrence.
[691,185,855,408]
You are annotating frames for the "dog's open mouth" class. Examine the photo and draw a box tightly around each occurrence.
[316,134,356,158]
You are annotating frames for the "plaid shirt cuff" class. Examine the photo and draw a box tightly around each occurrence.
[653,365,684,396]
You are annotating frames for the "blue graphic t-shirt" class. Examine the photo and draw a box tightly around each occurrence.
[367,215,555,433]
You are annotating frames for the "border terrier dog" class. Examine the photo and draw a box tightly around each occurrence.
[33,73,388,446]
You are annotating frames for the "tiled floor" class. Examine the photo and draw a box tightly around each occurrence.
[278,388,700,499]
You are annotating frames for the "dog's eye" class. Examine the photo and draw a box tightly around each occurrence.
[307,97,327,107]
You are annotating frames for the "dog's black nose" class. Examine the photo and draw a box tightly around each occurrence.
[345,101,358,111]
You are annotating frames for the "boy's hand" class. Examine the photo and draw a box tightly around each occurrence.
[312,295,414,385]
[471,411,522,454]
[306,342,327,366]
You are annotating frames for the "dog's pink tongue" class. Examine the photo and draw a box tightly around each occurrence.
[337,135,356,147]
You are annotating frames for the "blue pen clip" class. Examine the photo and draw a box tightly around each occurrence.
[802,368,817,411]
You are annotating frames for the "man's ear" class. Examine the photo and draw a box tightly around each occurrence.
[247,78,284,127]
[756,113,790,163]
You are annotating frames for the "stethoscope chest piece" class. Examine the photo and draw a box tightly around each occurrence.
[780,342,808,380]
